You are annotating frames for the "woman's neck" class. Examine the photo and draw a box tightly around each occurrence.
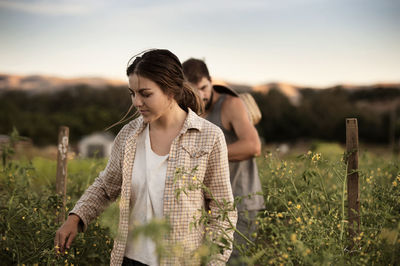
[150,102,187,132]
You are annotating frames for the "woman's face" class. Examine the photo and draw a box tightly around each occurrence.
[128,74,174,123]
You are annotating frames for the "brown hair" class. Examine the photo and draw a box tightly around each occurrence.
[127,49,204,114]
[182,58,211,84]
[107,49,204,130]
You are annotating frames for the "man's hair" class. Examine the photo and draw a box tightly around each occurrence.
[182,58,211,84]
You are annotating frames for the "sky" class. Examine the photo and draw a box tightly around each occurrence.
[0,0,399,87]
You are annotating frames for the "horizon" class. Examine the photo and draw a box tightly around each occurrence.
[1,71,399,89]
[0,0,399,87]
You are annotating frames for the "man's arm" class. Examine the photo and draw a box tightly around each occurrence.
[222,96,261,161]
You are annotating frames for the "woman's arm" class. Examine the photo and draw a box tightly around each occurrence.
[54,125,127,252]
[69,127,126,230]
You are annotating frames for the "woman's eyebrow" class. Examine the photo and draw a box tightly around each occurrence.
[129,87,151,93]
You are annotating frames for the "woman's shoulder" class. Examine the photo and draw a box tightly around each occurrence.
[114,116,144,141]
[190,111,224,138]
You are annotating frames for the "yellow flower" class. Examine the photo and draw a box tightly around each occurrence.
[33,208,37,212]
[93,243,96,247]
[277,213,283,218]
[296,204,301,210]
[296,217,302,223]
[22,216,25,220]
[311,153,321,162]
[288,201,292,206]
[306,248,311,255]
[392,181,398,187]
[208,210,211,214]
[192,176,197,181]
[290,233,297,242]
[282,253,289,259]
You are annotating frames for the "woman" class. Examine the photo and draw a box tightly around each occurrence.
[54,49,237,266]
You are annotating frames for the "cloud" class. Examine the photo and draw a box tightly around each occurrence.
[0,0,99,15]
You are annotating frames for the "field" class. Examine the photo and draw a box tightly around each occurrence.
[1,139,399,265]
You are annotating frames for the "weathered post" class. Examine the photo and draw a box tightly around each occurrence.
[345,118,360,247]
[56,126,69,224]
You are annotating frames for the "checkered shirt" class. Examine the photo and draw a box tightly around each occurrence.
[71,109,237,265]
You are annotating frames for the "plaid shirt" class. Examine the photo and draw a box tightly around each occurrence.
[71,109,237,265]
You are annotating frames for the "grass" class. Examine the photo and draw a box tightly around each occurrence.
[1,140,399,265]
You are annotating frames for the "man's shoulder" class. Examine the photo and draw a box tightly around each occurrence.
[221,94,246,114]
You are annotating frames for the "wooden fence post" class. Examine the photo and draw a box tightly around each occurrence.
[346,118,360,247]
[56,126,69,224]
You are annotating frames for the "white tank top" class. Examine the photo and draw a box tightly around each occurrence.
[124,124,168,265]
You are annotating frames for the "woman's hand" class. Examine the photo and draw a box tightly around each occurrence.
[54,214,81,254]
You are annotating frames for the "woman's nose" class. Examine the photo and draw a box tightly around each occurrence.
[132,95,142,107]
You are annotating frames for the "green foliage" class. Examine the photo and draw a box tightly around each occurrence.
[0,141,113,265]
[252,86,400,143]
[2,85,400,145]
[1,133,399,264]
[0,86,132,146]
[239,149,400,265]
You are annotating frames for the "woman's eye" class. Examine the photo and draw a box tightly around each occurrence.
[141,93,152,98]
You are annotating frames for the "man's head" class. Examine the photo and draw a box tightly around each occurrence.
[182,58,214,110]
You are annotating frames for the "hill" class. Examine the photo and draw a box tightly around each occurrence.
[0,73,125,93]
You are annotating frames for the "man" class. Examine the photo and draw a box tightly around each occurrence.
[182,58,265,264]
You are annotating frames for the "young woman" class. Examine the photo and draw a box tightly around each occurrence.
[54,49,237,266]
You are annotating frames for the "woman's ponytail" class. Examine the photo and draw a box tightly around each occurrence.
[179,81,204,115]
